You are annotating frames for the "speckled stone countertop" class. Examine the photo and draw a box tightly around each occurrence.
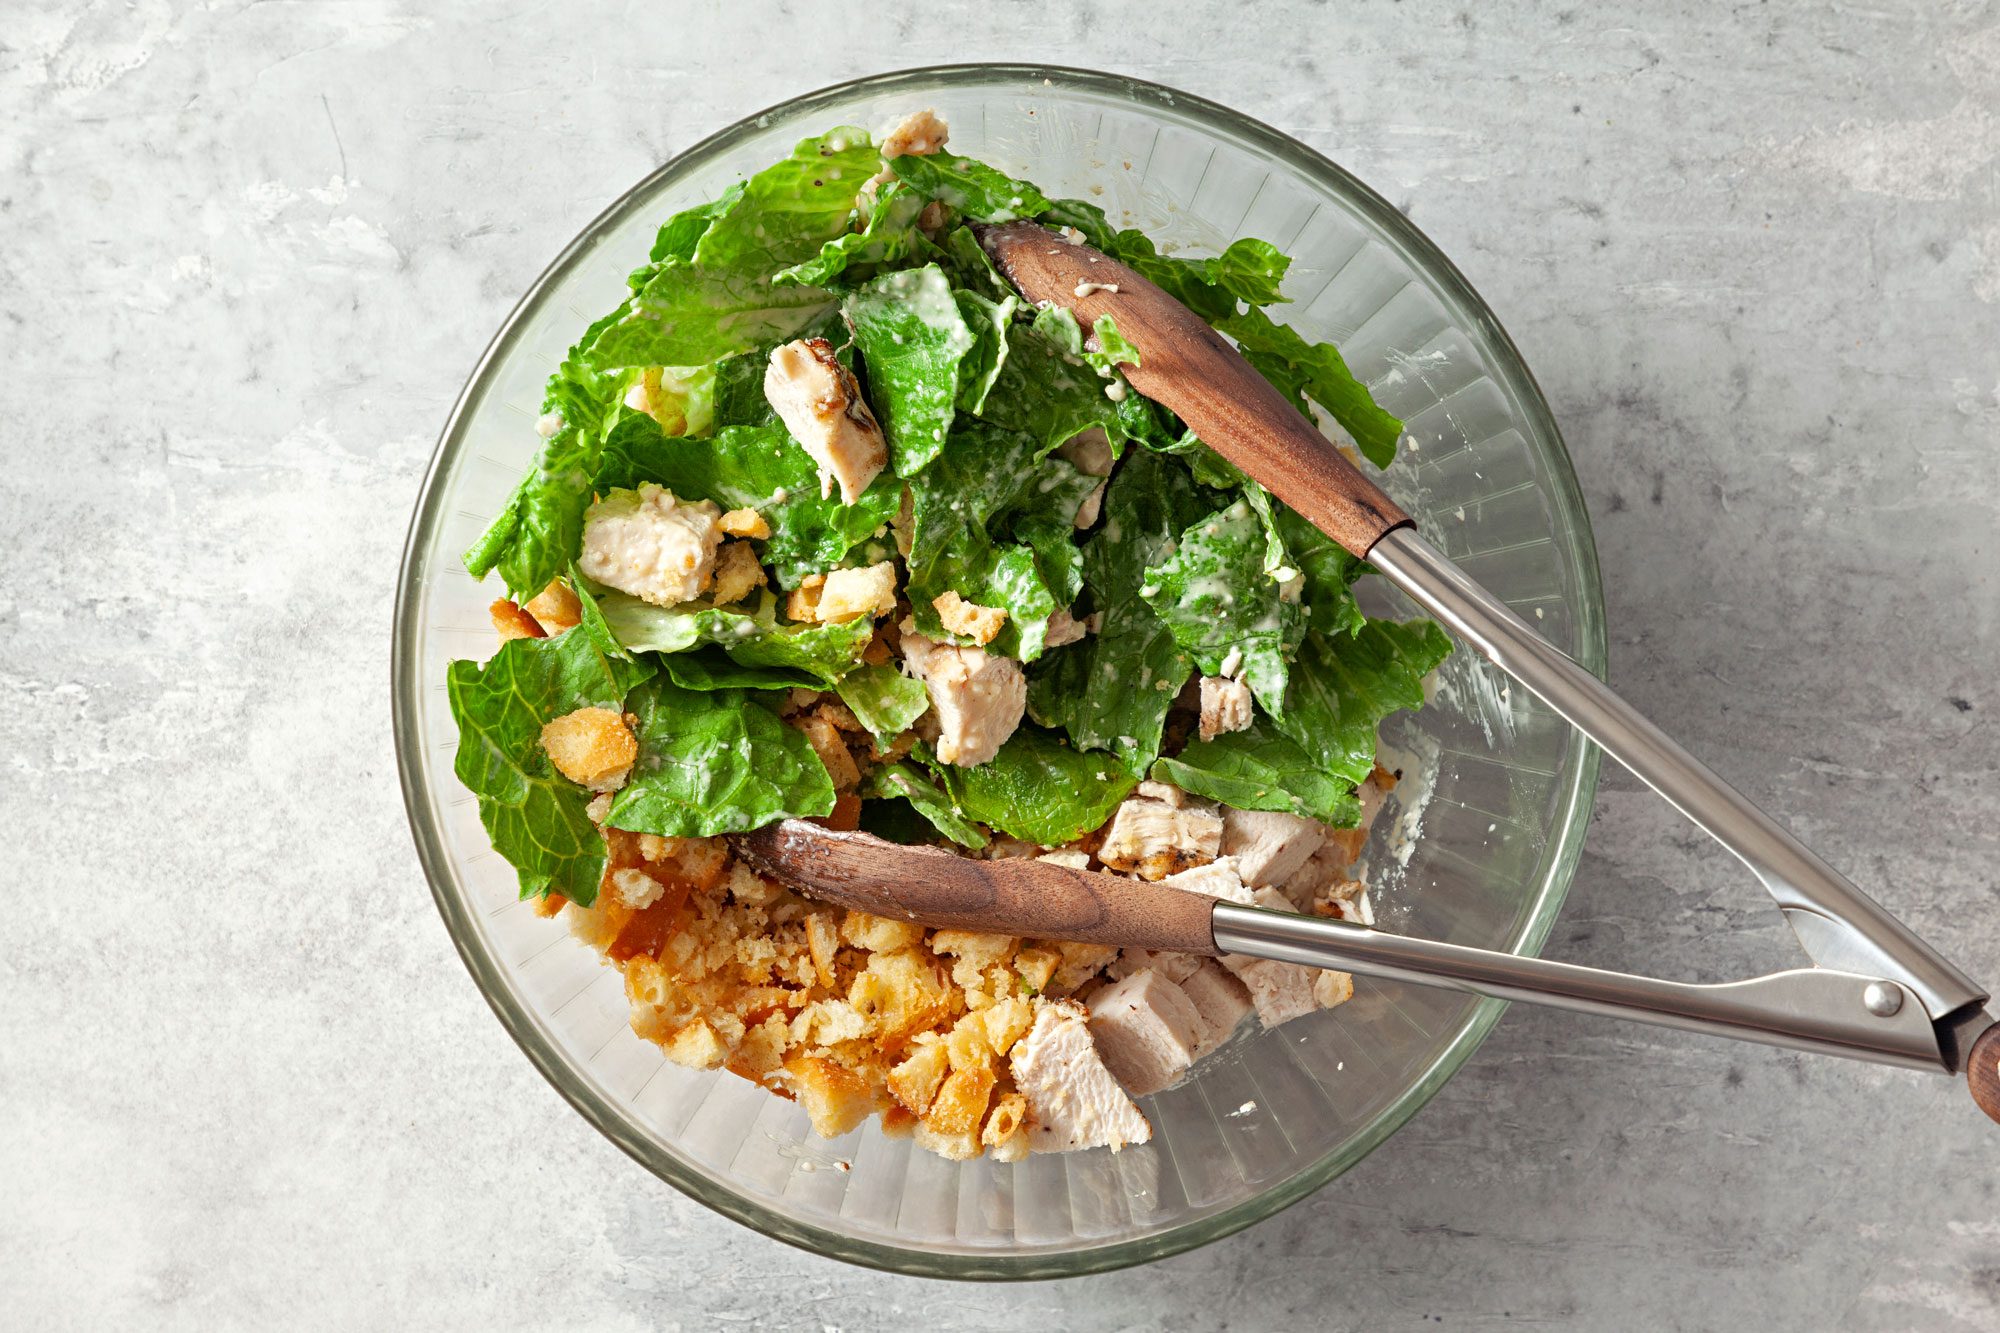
[8,3,1999,1328]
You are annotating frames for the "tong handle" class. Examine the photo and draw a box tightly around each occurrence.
[1213,902,1948,1070]
[1970,1023,2000,1123]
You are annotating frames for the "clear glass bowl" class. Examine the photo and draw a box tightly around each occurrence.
[392,65,1605,1279]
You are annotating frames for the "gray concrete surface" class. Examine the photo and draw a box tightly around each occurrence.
[7,2,1999,1328]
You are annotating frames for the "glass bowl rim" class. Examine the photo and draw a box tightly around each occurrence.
[391,61,1607,1281]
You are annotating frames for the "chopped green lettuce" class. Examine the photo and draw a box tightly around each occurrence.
[953,287,1017,415]
[971,320,1123,455]
[1141,497,1305,716]
[865,762,988,849]
[887,150,1050,221]
[446,628,653,904]
[835,663,931,741]
[1028,450,1218,768]
[596,589,872,685]
[1221,305,1403,469]
[843,264,974,475]
[1275,618,1454,790]
[1150,719,1360,826]
[775,182,927,289]
[927,728,1138,846]
[1273,505,1365,637]
[608,678,835,837]
[587,128,879,368]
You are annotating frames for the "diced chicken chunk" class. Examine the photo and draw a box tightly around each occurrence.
[1108,948,1202,984]
[1087,969,1202,1097]
[1178,962,1253,1056]
[881,108,950,158]
[1220,888,1324,1028]
[1044,608,1088,647]
[1056,427,1115,477]
[1197,675,1253,741]
[1073,479,1107,530]
[932,590,1007,645]
[764,338,887,505]
[1159,856,1256,906]
[539,706,637,791]
[1097,792,1224,880]
[708,541,767,606]
[1136,780,1187,806]
[1222,809,1327,888]
[815,561,898,623]
[1010,1001,1151,1153]
[578,484,722,608]
[898,623,1026,767]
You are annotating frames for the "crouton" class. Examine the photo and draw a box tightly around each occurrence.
[932,590,1007,645]
[717,507,771,540]
[524,580,582,634]
[815,561,898,623]
[539,706,638,790]
[708,540,767,606]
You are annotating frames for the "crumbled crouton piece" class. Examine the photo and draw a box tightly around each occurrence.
[610,868,665,910]
[490,598,546,643]
[887,1037,952,1115]
[979,995,1035,1057]
[932,590,1007,645]
[981,1091,1029,1158]
[661,1019,730,1070]
[792,710,861,791]
[765,338,887,504]
[805,913,842,988]
[787,1056,878,1138]
[1198,675,1254,741]
[524,580,582,633]
[539,706,638,790]
[1050,941,1121,995]
[717,507,771,540]
[931,930,1018,990]
[709,541,767,606]
[927,1063,998,1136]
[913,1120,983,1161]
[881,108,949,158]
[1312,969,1356,1009]
[785,573,825,623]
[1014,947,1060,995]
[841,911,926,953]
[816,561,899,623]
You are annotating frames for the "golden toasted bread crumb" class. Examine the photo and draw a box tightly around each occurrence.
[490,599,546,643]
[932,590,1007,645]
[524,580,582,633]
[539,707,638,790]
[717,507,772,540]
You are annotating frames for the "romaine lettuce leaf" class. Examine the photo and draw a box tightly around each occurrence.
[864,762,988,849]
[1220,305,1403,469]
[463,422,609,599]
[835,663,930,741]
[608,678,835,837]
[596,589,872,684]
[638,184,747,275]
[1027,450,1218,767]
[936,225,1012,299]
[446,628,652,904]
[661,650,821,692]
[1273,504,1364,637]
[971,320,1124,455]
[927,728,1137,846]
[953,287,1017,415]
[1274,617,1453,790]
[903,421,1085,659]
[1141,496,1305,716]
[1029,306,1142,379]
[596,420,899,589]
[1150,718,1360,826]
[774,182,926,289]
[843,264,974,475]
[587,128,878,368]
[888,151,1050,221]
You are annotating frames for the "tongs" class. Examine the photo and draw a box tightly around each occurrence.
[736,220,2000,1122]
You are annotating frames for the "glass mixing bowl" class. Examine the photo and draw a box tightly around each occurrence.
[392,64,1605,1278]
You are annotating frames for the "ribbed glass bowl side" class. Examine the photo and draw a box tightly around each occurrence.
[392,65,1605,1279]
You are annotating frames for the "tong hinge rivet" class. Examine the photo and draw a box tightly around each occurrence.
[1863,981,1904,1017]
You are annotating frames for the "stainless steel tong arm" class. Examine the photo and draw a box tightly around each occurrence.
[1359,527,1989,1069]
